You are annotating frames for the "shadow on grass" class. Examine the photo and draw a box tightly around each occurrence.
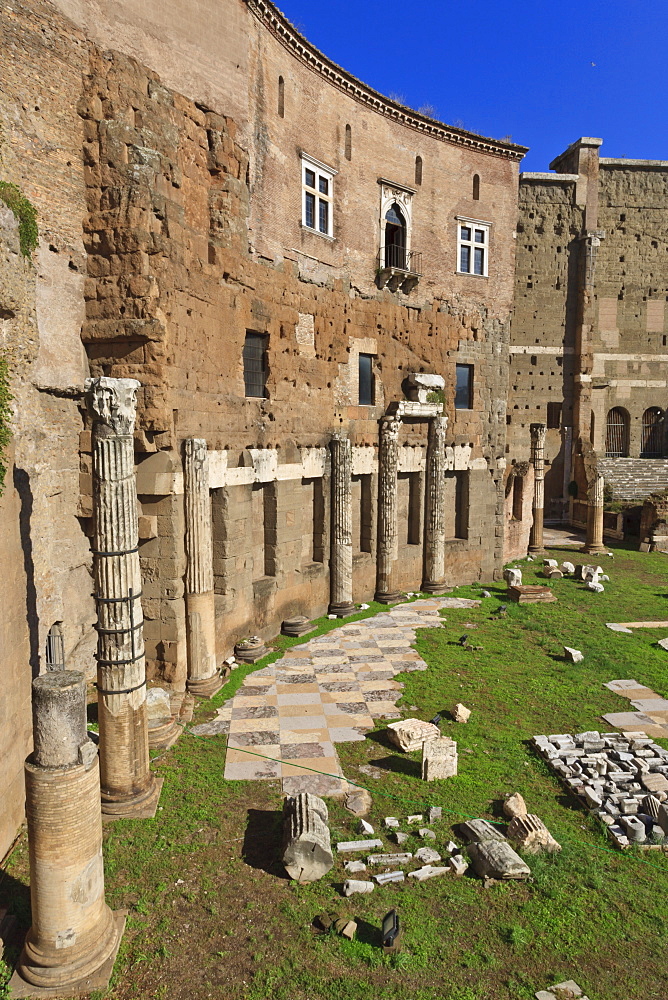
[354,918,383,948]
[242,808,288,879]
[368,755,421,778]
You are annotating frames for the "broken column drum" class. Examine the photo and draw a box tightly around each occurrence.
[375,416,401,604]
[183,438,222,696]
[528,423,546,554]
[584,473,606,553]
[329,433,355,617]
[422,414,449,594]
[87,376,158,817]
[17,671,122,990]
[282,792,334,883]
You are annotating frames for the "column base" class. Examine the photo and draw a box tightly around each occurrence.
[186,670,225,698]
[328,602,356,618]
[11,910,127,999]
[147,716,182,751]
[421,581,451,595]
[527,546,546,555]
[101,774,163,821]
[581,544,608,554]
[374,590,402,605]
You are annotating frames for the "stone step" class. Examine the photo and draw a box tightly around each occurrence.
[598,459,668,501]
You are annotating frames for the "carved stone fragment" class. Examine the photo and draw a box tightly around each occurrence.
[282,793,333,882]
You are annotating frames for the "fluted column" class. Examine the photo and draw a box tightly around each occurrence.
[329,433,355,617]
[375,416,401,604]
[184,438,222,696]
[528,422,546,554]
[86,376,159,818]
[15,672,124,992]
[422,414,449,593]
[583,473,606,553]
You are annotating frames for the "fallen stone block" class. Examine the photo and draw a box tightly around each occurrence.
[544,559,559,569]
[535,980,586,1000]
[333,917,357,939]
[336,838,384,852]
[657,638,668,652]
[448,854,469,876]
[422,737,458,780]
[587,581,604,593]
[418,828,436,839]
[373,870,405,885]
[415,847,442,864]
[384,816,399,828]
[393,831,409,845]
[427,806,442,823]
[452,702,471,723]
[503,792,528,819]
[503,567,523,587]
[460,818,506,843]
[408,865,450,882]
[563,646,584,663]
[342,879,374,897]
[357,818,374,835]
[344,860,367,874]
[467,840,531,881]
[344,787,373,817]
[282,793,333,883]
[642,794,661,820]
[445,840,460,854]
[508,585,557,604]
[620,815,646,843]
[507,813,561,854]
[387,718,441,752]
[367,852,412,866]
[641,772,668,794]
[407,813,423,823]
[560,562,575,575]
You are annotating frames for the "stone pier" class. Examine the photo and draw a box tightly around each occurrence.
[528,423,546,554]
[422,415,449,594]
[12,672,124,996]
[183,438,222,696]
[583,473,607,553]
[329,433,355,617]
[375,416,401,604]
[87,376,160,818]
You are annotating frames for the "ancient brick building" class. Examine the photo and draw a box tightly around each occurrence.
[1,0,526,855]
[506,137,668,556]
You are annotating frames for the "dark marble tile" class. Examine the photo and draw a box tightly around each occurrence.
[275,673,316,684]
[333,702,369,714]
[229,730,281,746]
[347,654,386,663]
[232,705,279,719]
[281,742,326,759]
[364,689,399,702]
[319,681,359,692]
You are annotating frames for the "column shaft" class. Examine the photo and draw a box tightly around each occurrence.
[584,473,607,553]
[423,415,449,593]
[184,438,222,696]
[528,423,546,554]
[87,376,159,818]
[375,417,401,604]
[329,434,355,616]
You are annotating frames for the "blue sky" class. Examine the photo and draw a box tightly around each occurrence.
[276,0,667,171]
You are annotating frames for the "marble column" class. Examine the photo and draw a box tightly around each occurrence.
[583,473,607,553]
[86,376,160,818]
[183,438,222,696]
[528,422,546,554]
[375,416,402,604]
[15,672,123,992]
[422,414,449,593]
[329,433,355,617]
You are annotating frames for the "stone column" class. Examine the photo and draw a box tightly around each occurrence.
[583,473,607,553]
[15,672,123,992]
[328,433,355,617]
[422,414,449,594]
[183,438,222,696]
[528,423,546,554]
[86,376,159,818]
[375,416,402,604]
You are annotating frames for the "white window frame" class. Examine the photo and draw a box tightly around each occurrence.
[456,217,490,277]
[301,153,336,239]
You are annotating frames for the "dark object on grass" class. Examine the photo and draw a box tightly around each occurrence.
[458,635,469,646]
[381,909,402,952]
[429,713,442,727]
[494,604,507,615]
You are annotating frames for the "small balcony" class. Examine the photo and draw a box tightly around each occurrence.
[376,245,423,291]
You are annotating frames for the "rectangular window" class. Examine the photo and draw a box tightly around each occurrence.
[512,475,523,521]
[358,353,375,405]
[457,219,489,276]
[443,471,469,539]
[243,332,268,398]
[547,401,562,429]
[301,154,335,237]
[455,364,473,410]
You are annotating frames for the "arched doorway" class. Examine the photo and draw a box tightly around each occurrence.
[641,407,664,457]
[605,407,629,457]
[384,202,407,270]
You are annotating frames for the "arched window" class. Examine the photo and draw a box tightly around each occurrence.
[415,155,423,186]
[278,76,285,118]
[345,124,352,161]
[641,407,664,457]
[605,407,629,457]
[384,203,407,269]
[472,174,480,200]
[45,622,65,671]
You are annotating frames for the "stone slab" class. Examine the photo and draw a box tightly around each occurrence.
[9,910,127,998]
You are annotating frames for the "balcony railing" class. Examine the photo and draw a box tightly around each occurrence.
[377,245,423,276]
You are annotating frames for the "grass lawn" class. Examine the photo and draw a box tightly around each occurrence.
[3,543,668,1000]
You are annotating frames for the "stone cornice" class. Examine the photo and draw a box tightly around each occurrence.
[246,0,528,161]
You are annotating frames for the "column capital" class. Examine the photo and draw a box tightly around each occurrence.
[530,422,546,447]
[85,377,140,436]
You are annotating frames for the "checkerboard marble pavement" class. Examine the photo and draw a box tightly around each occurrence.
[192,596,479,796]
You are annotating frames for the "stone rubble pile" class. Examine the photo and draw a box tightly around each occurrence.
[532,730,668,848]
